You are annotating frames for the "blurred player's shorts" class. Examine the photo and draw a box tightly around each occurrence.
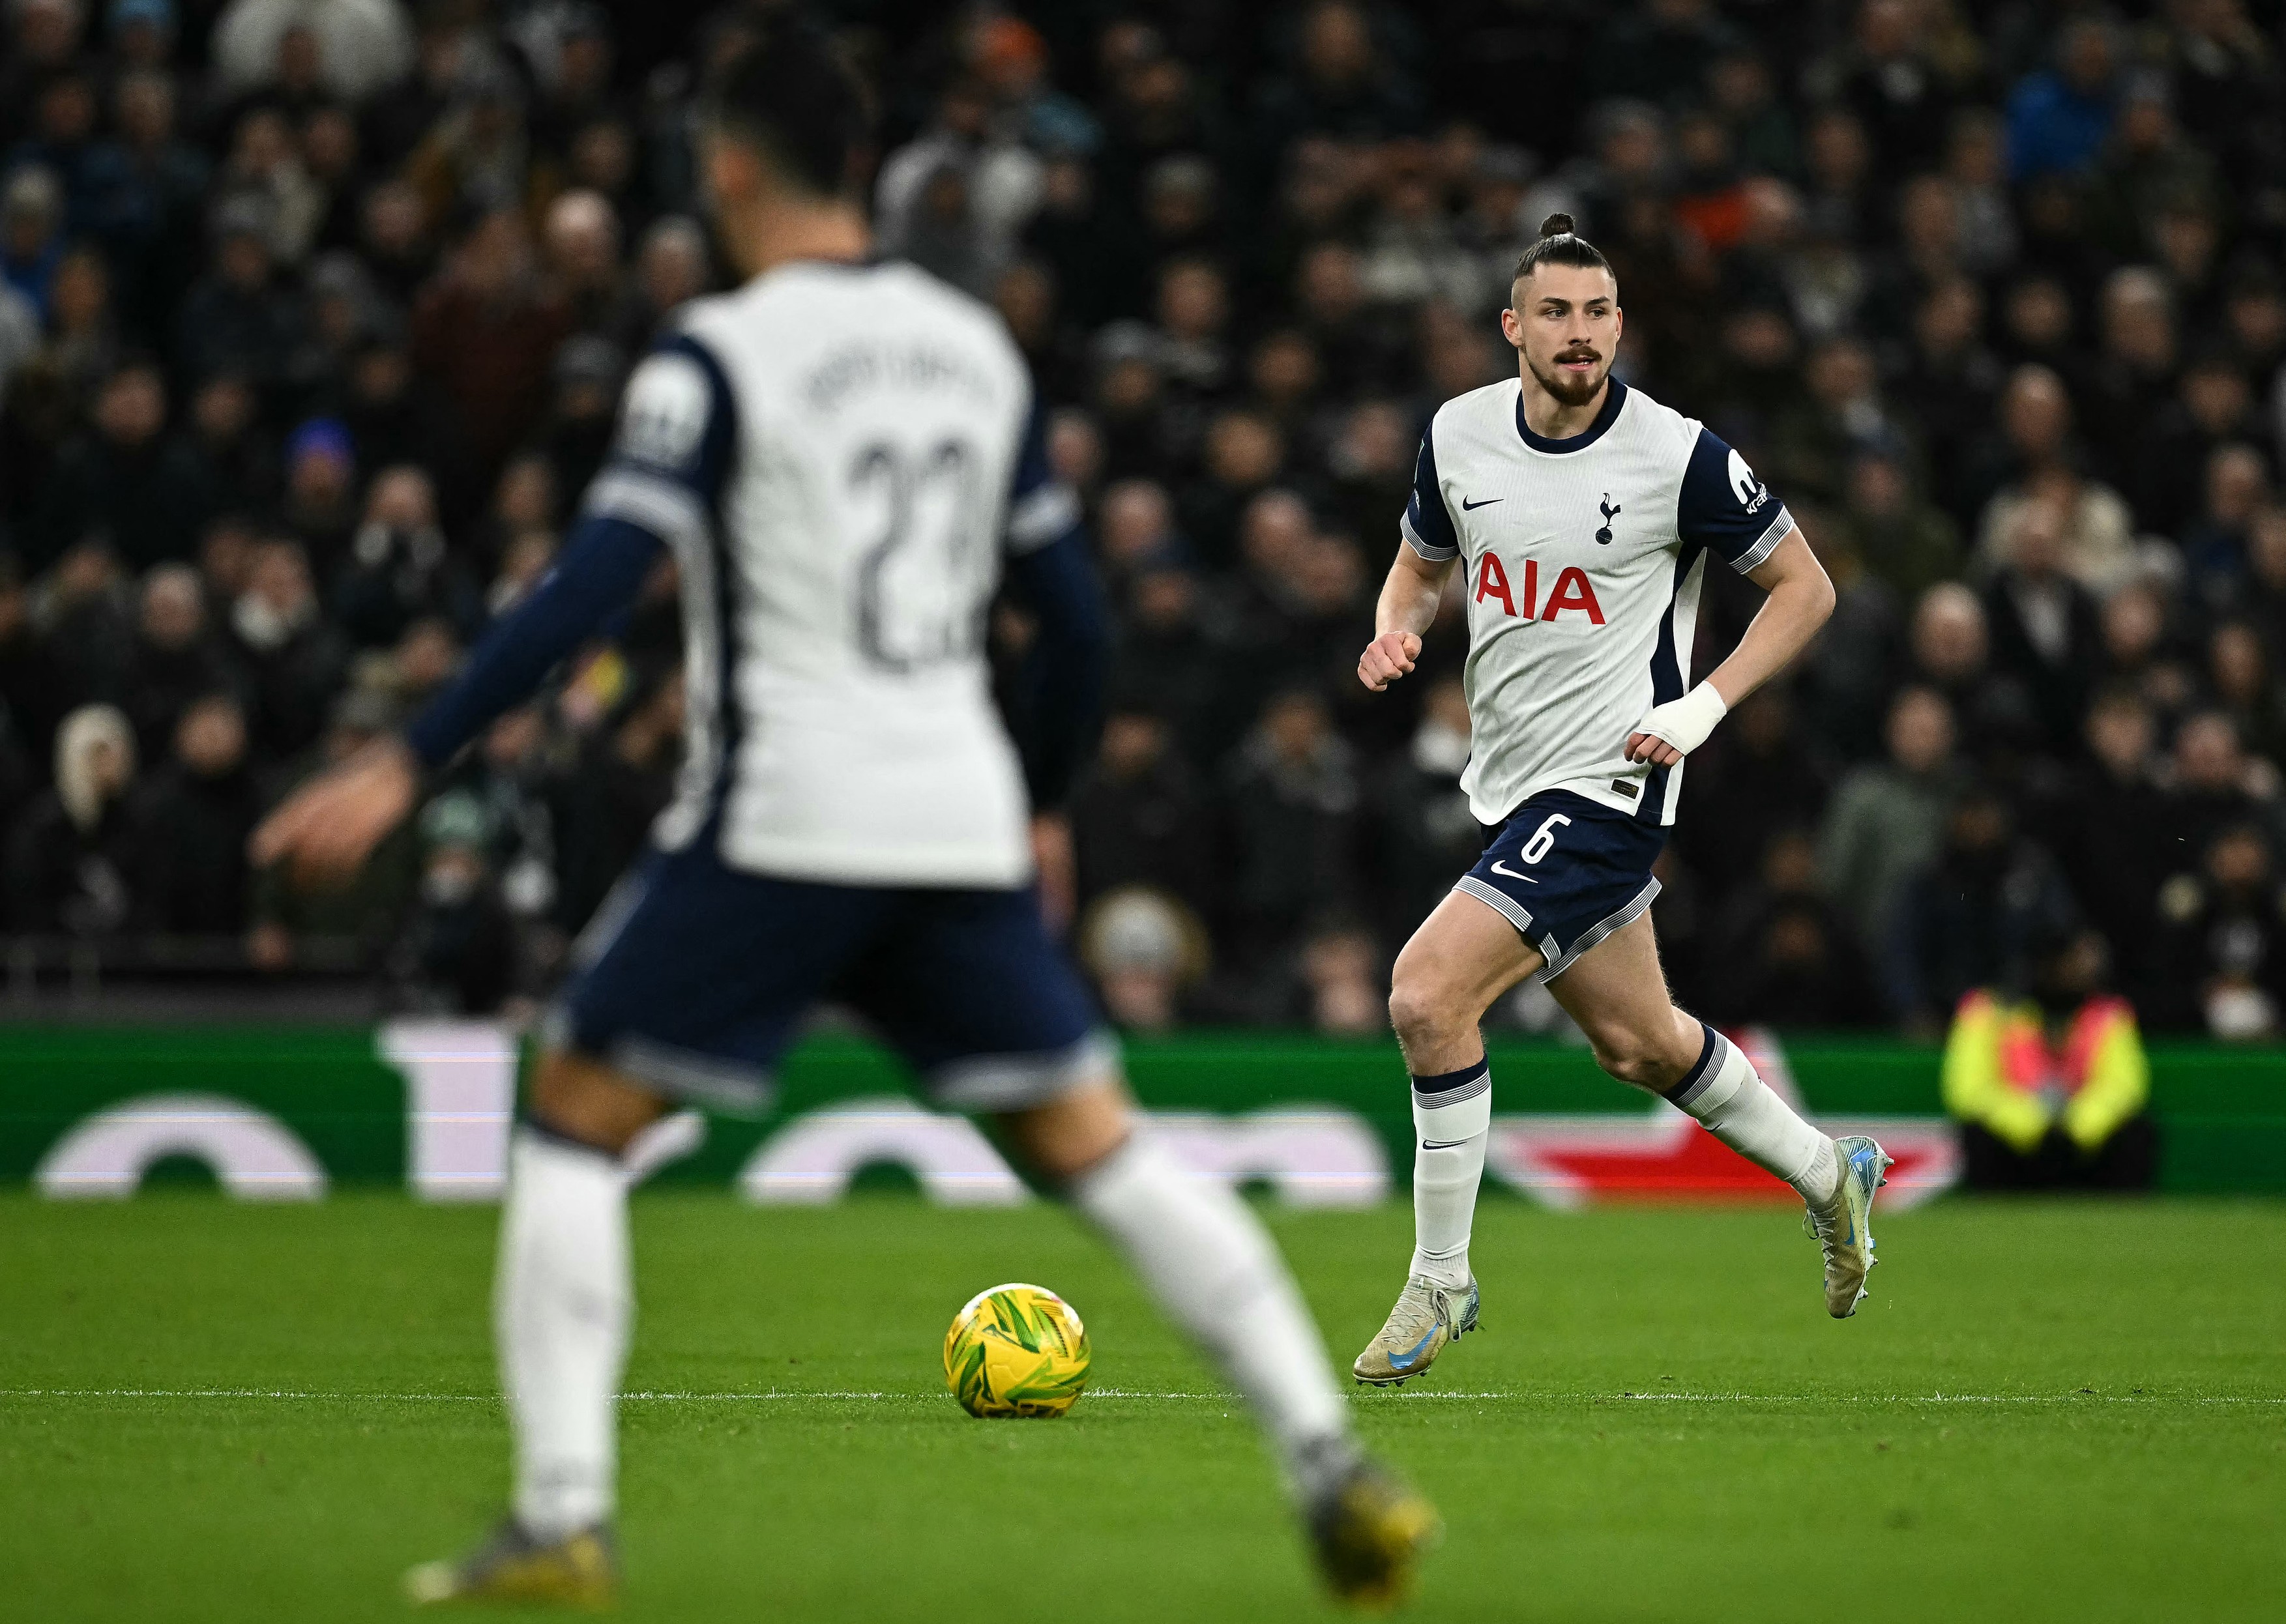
[546,839,1109,1115]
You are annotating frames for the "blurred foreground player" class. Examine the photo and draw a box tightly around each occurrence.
[1351,217,1890,1386]
[253,27,1432,1608]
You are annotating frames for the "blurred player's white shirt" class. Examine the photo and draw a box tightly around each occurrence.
[1402,377,1794,828]
[584,261,1074,887]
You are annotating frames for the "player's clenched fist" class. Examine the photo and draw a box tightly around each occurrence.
[1358,630,1422,691]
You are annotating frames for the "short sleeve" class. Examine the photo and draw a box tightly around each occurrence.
[1677,427,1793,573]
[578,333,738,549]
[1004,398,1083,556]
[1399,422,1459,561]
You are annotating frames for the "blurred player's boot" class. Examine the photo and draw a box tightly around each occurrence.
[1306,1452,1441,1606]
[1804,1134,1893,1318]
[1351,1274,1478,1386]
[403,1518,617,1608]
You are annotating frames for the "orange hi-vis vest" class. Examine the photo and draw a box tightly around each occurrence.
[1940,992,2149,1154]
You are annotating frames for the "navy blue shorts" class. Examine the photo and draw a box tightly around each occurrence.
[548,839,1106,1116]
[1454,789,1666,981]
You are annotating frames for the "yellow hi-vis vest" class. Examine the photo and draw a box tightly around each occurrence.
[1941,992,2149,1153]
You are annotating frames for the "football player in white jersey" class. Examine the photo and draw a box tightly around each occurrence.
[253,25,1433,1606]
[1350,216,1894,1386]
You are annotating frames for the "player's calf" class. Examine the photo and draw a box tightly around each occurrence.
[1571,1003,1699,1095]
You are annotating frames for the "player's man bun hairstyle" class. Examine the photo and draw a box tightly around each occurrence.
[700,20,872,199]
[1510,212,1616,296]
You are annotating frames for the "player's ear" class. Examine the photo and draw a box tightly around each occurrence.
[700,129,763,209]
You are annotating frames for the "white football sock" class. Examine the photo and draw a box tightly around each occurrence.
[1665,1024,1838,1202]
[1070,1133,1352,1498]
[1407,1060,1490,1289]
[498,1128,631,1540]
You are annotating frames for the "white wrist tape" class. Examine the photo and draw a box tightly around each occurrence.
[1633,682,1727,757]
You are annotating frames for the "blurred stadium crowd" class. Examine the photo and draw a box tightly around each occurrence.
[3,0,2286,1039]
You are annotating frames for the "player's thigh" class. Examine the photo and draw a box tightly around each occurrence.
[554,845,885,1118]
[1390,886,1547,1036]
[1543,910,1699,1081]
[850,885,1113,1118]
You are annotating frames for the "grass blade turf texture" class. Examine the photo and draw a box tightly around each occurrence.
[1,1192,2279,1622]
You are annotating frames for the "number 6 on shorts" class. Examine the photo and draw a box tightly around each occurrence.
[1520,813,1572,864]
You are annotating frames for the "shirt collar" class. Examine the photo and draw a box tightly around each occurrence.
[1515,376,1628,454]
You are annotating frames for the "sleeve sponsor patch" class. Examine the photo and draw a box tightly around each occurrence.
[1680,427,1790,573]
[616,352,713,472]
[1726,447,1771,514]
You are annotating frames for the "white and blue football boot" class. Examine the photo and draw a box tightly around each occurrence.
[1351,1275,1480,1386]
[1804,1134,1893,1318]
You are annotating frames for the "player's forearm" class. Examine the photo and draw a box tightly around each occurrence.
[1705,531,1835,709]
[405,515,664,768]
[1004,530,1107,808]
[1375,551,1450,639]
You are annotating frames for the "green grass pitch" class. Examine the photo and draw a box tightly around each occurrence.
[2,1191,2280,1623]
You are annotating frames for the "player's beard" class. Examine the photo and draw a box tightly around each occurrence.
[1527,345,1608,408]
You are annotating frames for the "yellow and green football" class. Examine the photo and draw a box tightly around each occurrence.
[943,1283,1092,1419]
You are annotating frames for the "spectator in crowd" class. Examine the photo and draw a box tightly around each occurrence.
[1839,448,1961,605]
[134,691,261,934]
[1821,685,1961,969]
[1969,367,2135,590]
[2,2,2286,1033]
[2152,822,2286,1038]
[1071,699,1214,923]
[1674,684,1831,912]
[1899,581,2042,787]
[409,207,571,477]
[332,463,476,649]
[2041,687,2172,1004]
[398,778,519,1015]
[229,536,348,761]
[1701,826,1882,1028]
[121,562,240,762]
[37,357,211,570]
[1941,927,2156,1189]
[1,166,66,321]
[175,193,302,391]
[276,414,358,564]
[7,702,138,934]
[1221,685,1362,987]
[1982,491,2105,755]
[1077,884,1210,1032]
[212,0,415,106]
[1888,783,2079,1030]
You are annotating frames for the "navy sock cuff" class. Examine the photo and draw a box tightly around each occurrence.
[1410,1060,1490,1109]
[1662,1022,1725,1108]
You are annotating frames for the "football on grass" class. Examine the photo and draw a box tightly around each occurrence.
[943,1283,1092,1418]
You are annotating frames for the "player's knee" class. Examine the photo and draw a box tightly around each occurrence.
[1387,972,1467,1051]
[999,1073,1132,1183]
[529,1048,667,1155]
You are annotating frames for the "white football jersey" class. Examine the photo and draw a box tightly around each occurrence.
[1402,377,1794,827]
[581,261,1077,886]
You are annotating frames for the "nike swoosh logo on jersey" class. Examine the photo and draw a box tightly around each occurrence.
[1420,1138,1475,1150]
[1488,860,1538,883]
[1460,495,1502,510]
